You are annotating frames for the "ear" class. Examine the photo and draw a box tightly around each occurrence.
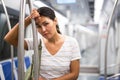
[54,17,58,24]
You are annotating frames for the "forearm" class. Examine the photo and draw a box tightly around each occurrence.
[53,60,80,80]
[4,16,31,46]
[24,16,32,27]
[52,73,79,80]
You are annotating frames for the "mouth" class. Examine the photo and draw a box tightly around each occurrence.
[43,33,48,36]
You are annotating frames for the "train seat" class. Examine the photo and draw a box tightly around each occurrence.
[0,60,16,80]
[14,56,31,72]
[0,64,5,80]
[24,56,31,69]
[99,75,120,80]
[0,56,31,80]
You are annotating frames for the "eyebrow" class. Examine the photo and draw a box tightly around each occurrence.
[42,21,48,24]
[35,19,48,26]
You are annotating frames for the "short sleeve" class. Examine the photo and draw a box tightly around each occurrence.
[71,38,81,61]
[25,38,34,50]
[25,33,42,50]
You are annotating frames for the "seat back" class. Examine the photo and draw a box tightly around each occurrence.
[0,56,31,80]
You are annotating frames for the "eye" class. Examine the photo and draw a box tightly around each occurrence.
[43,22,49,26]
[36,23,41,28]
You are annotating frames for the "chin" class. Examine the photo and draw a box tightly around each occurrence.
[43,36,51,40]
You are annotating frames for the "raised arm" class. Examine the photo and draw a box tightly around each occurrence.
[4,16,31,50]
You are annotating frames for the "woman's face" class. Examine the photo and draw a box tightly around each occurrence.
[35,16,57,39]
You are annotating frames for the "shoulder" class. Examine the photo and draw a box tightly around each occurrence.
[63,35,79,47]
[65,35,78,43]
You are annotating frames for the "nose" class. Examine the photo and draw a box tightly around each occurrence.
[41,26,46,32]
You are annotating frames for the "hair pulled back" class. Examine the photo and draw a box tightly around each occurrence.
[37,7,61,34]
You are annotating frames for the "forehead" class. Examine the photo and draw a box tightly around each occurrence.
[35,16,53,25]
[35,16,51,22]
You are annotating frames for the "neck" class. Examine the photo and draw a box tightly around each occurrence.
[45,33,62,44]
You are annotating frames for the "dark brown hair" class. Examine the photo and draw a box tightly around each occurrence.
[37,7,61,34]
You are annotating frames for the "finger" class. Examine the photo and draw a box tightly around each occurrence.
[31,10,40,19]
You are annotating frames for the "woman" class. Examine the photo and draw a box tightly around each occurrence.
[4,7,81,80]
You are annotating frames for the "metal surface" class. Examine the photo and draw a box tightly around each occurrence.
[28,0,39,80]
[104,0,119,80]
[107,73,120,79]
[17,0,26,79]
[80,66,99,74]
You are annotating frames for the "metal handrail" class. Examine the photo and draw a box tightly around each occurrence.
[17,0,26,79]
[0,0,14,80]
[104,0,119,80]
[27,0,39,79]
[107,73,120,79]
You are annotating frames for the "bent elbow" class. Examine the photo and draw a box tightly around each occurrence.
[71,73,79,80]
[4,35,18,47]
[4,35,10,43]
[74,74,79,80]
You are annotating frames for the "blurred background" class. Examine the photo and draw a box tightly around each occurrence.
[0,0,120,80]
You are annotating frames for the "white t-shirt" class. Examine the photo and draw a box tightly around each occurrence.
[25,35,81,79]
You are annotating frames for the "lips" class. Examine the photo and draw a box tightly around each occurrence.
[43,33,48,36]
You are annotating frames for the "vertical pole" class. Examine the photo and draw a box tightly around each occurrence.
[1,0,14,80]
[66,6,70,35]
[27,0,39,80]
[115,18,120,75]
[104,0,119,80]
[17,0,26,80]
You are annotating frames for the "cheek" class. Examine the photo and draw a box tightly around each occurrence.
[49,23,56,31]
[52,25,57,32]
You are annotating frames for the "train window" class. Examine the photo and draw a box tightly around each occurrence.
[0,13,18,61]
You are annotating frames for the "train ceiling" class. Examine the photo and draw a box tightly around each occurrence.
[40,0,95,25]
[0,0,95,25]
